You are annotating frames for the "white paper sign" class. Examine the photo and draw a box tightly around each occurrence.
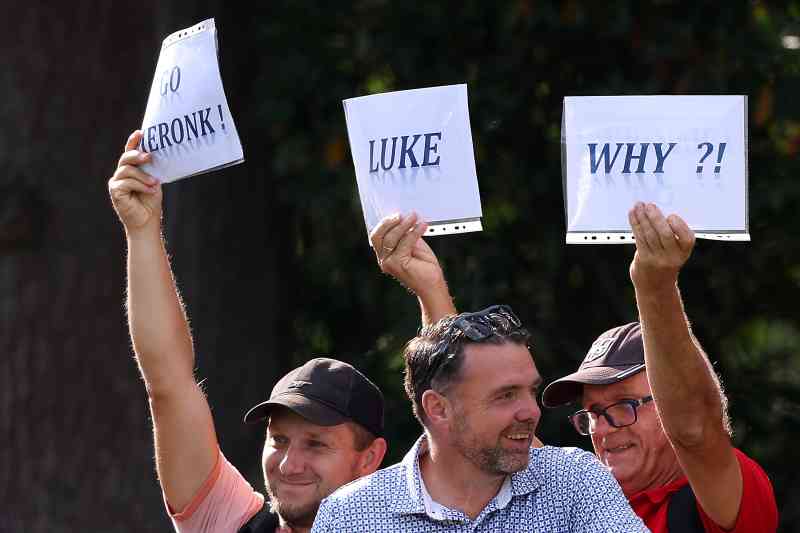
[140,19,243,183]
[343,84,483,237]
[562,95,748,244]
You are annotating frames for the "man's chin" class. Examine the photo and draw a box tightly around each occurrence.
[603,462,640,494]
[267,485,321,527]
[270,498,319,529]
[494,449,530,474]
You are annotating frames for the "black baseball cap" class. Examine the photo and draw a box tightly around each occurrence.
[243,357,384,437]
[541,322,645,407]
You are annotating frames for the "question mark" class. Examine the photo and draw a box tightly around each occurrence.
[696,142,713,173]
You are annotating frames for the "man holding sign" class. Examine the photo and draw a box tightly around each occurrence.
[312,304,648,532]
[372,205,777,531]
[108,131,386,533]
[542,203,777,532]
[309,217,648,532]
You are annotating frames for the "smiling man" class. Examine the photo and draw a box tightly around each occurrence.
[108,131,386,533]
[312,305,648,532]
[367,207,778,532]
[542,203,778,532]
[242,358,387,532]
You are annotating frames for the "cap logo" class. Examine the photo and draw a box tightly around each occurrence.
[584,335,616,363]
[288,380,312,389]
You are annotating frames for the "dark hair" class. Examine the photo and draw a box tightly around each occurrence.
[403,307,531,426]
[347,421,378,451]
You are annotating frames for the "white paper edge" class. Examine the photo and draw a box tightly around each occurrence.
[164,158,245,183]
[425,218,482,237]
[162,18,215,49]
[343,83,467,106]
[566,231,751,244]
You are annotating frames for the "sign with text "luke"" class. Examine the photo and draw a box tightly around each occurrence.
[139,18,243,183]
[343,84,483,236]
[562,95,748,243]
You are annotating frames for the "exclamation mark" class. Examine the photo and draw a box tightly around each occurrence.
[714,143,726,173]
[217,104,226,131]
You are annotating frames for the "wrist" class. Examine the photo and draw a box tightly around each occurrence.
[417,283,455,316]
[630,264,680,291]
[633,281,681,309]
[125,220,162,243]
[413,276,449,300]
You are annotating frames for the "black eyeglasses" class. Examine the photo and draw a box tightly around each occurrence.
[569,396,654,435]
[424,305,523,386]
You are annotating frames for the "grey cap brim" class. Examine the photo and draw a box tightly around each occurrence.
[541,363,645,407]
[243,392,350,426]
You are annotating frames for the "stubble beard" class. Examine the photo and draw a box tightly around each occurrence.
[451,412,531,475]
[265,481,321,530]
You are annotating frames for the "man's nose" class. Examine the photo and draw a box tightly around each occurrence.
[279,446,306,476]
[515,392,540,422]
[592,413,618,436]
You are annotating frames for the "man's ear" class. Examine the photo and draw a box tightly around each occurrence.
[421,389,450,427]
[359,437,388,475]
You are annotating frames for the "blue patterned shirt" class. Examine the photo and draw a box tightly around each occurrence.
[311,436,649,532]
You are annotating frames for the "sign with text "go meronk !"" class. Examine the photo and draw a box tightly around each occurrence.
[562,95,749,244]
[139,18,243,183]
[343,84,483,236]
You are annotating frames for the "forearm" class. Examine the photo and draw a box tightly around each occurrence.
[127,225,196,396]
[635,282,726,447]
[417,279,457,326]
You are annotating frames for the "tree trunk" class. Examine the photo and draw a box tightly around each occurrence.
[0,3,282,531]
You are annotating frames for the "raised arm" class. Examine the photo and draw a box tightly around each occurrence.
[109,131,218,512]
[628,202,741,529]
[369,214,544,448]
[369,213,456,325]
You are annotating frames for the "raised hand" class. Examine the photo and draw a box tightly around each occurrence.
[369,212,442,295]
[628,202,695,291]
[369,212,456,324]
[108,130,162,233]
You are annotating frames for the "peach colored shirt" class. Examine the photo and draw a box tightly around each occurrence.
[166,449,265,533]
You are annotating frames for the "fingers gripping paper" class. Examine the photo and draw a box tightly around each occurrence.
[343,85,483,237]
[139,19,244,183]
[561,96,749,244]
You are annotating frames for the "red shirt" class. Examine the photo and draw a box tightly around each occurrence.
[629,448,778,532]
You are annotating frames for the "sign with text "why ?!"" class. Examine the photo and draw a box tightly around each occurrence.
[562,95,749,243]
[139,18,243,183]
[343,84,483,236]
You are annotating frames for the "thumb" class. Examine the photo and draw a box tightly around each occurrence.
[125,130,142,152]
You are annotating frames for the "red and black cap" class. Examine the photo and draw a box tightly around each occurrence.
[243,357,384,437]
[542,322,645,407]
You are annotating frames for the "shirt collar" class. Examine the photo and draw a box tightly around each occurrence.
[629,475,689,505]
[388,435,428,515]
[391,434,540,517]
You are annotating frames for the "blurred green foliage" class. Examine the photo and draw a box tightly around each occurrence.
[192,0,800,528]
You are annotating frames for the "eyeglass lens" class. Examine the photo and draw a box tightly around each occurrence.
[572,401,638,435]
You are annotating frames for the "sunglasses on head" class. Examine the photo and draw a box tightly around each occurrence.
[424,304,523,386]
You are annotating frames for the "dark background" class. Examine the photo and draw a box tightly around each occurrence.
[2,1,798,531]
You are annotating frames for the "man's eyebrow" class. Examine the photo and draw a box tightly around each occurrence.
[587,392,639,411]
[489,377,543,397]
[303,430,334,442]
[489,384,520,396]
